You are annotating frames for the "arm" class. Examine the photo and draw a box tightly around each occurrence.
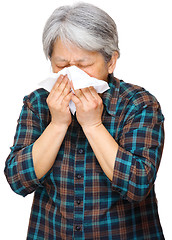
[4,75,73,196]
[72,87,165,202]
[32,74,73,179]
[32,122,68,179]
[4,97,45,197]
[82,124,118,181]
[111,101,164,202]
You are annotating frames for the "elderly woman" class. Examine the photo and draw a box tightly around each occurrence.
[5,3,165,240]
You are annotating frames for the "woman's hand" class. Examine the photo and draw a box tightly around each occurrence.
[71,86,104,130]
[46,74,73,129]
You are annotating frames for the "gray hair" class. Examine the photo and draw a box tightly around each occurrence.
[42,2,120,63]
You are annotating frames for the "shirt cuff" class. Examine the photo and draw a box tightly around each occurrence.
[112,146,133,198]
[16,143,46,195]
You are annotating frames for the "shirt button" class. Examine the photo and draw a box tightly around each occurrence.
[77,148,84,154]
[77,199,81,205]
[75,226,81,231]
[76,174,82,179]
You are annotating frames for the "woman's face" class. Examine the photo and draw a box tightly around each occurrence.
[50,38,118,82]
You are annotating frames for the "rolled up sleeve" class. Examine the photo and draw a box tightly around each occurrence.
[4,96,46,197]
[112,98,164,202]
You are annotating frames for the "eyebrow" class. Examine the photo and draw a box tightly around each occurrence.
[54,57,91,63]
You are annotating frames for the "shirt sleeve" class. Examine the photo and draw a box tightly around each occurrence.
[112,94,165,202]
[4,96,47,197]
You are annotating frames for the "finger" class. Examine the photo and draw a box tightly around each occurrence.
[51,75,69,100]
[81,87,96,102]
[55,74,68,91]
[71,94,82,106]
[57,81,72,104]
[62,91,74,108]
[48,74,65,100]
[88,86,103,103]
[88,86,99,99]
[51,74,65,92]
[88,86,103,107]
[70,80,75,92]
[74,89,88,102]
[62,79,72,96]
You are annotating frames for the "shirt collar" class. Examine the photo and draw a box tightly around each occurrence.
[102,74,120,117]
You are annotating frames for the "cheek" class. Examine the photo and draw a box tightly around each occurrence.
[82,69,95,78]
[87,66,108,80]
[82,65,104,78]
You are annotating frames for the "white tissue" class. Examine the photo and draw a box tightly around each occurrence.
[39,66,110,114]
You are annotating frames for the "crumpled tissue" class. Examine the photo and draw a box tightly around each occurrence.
[39,65,110,114]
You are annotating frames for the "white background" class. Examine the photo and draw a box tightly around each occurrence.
[0,0,171,239]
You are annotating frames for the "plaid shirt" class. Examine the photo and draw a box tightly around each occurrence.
[5,75,165,240]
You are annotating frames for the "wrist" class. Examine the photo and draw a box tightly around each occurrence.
[82,122,103,134]
[49,121,69,133]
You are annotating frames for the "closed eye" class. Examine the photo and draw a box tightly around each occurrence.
[56,63,94,69]
[56,65,70,69]
[76,64,93,68]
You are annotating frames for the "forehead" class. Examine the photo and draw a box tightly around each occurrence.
[52,38,99,62]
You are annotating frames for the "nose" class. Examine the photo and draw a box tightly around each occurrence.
[68,62,77,67]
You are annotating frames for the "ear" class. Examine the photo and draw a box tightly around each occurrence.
[107,51,119,74]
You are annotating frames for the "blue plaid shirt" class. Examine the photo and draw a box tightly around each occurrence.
[5,75,165,239]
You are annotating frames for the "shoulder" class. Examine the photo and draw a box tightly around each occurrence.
[119,79,160,109]
[23,88,49,108]
[117,79,164,123]
[24,88,49,104]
